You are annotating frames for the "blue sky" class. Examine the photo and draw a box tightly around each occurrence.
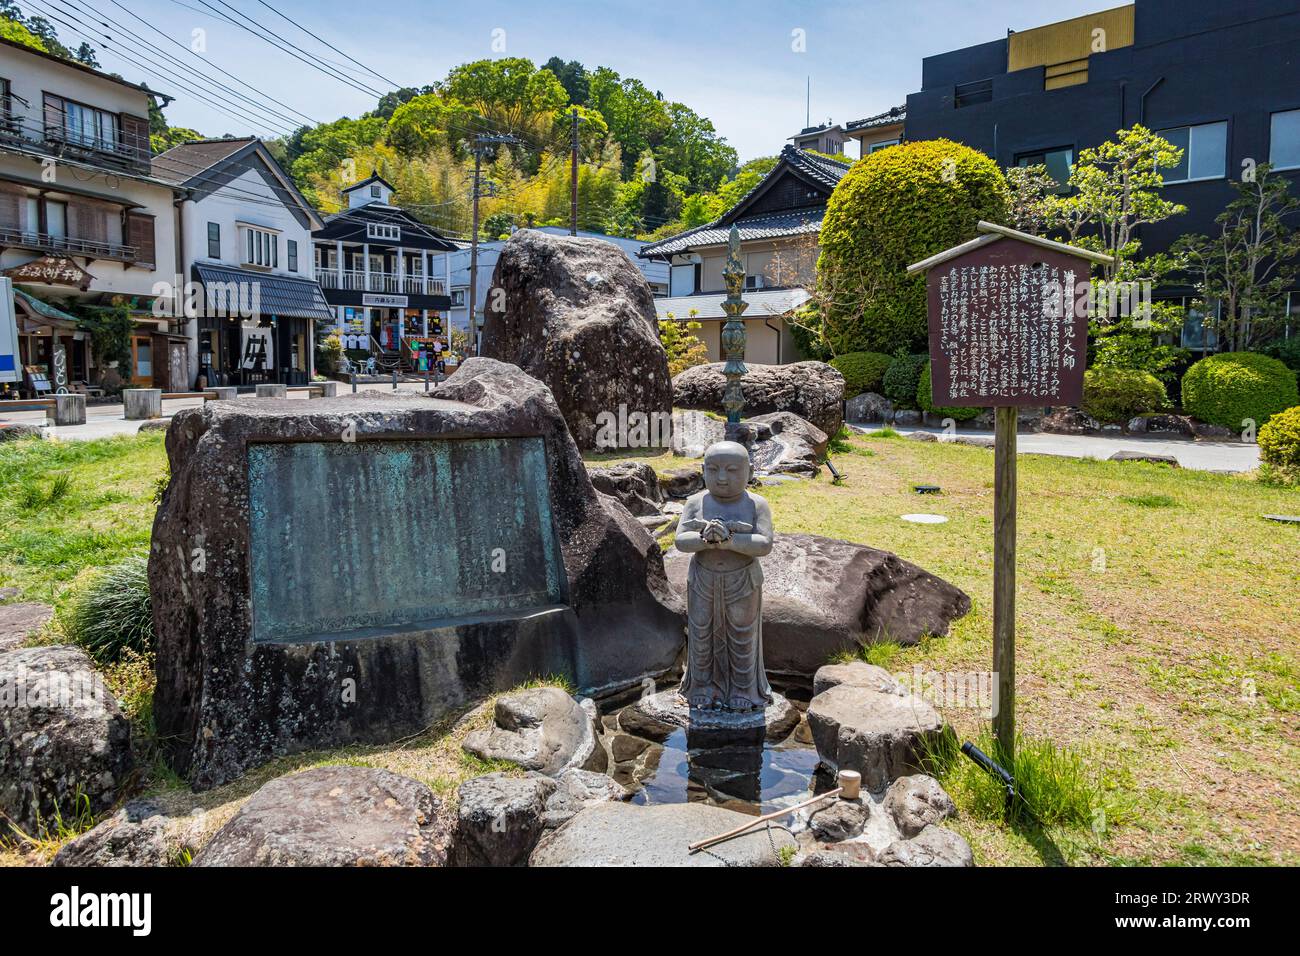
[46,0,1113,161]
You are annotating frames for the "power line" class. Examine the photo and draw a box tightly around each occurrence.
[102,0,320,127]
[250,0,403,89]
[54,0,310,132]
[22,0,294,136]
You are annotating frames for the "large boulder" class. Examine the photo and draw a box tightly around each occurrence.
[672,361,845,437]
[462,687,605,776]
[193,767,452,866]
[669,409,726,458]
[587,461,663,517]
[530,801,796,867]
[0,646,132,838]
[542,769,631,829]
[152,359,683,789]
[52,800,209,867]
[0,602,53,653]
[845,392,893,424]
[806,683,946,792]
[453,772,556,867]
[479,230,671,451]
[745,412,828,477]
[664,533,970,678]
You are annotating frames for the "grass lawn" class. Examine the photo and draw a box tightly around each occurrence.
[1,431,1295,866]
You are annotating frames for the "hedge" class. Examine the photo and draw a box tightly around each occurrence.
[1080,368,1168,424]
[917,361,981,421]
[830,351,893,398]
[817,138,1010,357]
[1180,352,1299,431]
[882,352,927,407]
[1258,405,1300,483]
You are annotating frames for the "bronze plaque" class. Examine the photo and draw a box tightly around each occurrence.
[926,239,1090,407]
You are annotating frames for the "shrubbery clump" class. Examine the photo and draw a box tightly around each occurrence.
[58,554,154,664]
[1258,405,1300,484]
[1081,368,1168,424]
[882,352,927,407]
[830,351,893,398]
[917,361,980,421]
[1181,352,1299,430]
[817,139,1010,356]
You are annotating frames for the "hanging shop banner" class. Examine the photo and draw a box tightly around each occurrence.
[240,322,274,372]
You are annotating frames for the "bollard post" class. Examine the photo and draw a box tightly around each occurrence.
[53,392,86,426]
[351,370,357,394]
[424,364,430,392]
[392,366,398,391]
[255,383,287,399]
[122,388,162,420]
[204,387,238,401]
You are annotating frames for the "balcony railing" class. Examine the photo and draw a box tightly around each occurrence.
[0,226,139,262]
[0,108,150,173]
[315,267,446,296]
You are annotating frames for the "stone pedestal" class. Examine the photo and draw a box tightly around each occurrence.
[205,387,238,401]
[621,689,800,748]
[254,383,287,398]
[313,381,339,398]
[52,393,85,426]
[123,388,162,420]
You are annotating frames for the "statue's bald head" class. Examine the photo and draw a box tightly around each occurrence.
[702,441,750,501]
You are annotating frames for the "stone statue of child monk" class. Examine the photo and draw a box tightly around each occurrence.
[674,440,774,712]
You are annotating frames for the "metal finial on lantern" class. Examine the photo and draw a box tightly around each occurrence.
[720,224,748,439]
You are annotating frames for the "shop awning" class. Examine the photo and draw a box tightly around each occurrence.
[12,287,81,332]
[193,263,333,322]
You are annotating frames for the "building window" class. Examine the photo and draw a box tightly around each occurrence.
[44,94,118,153]
[370,185,381,198]
[954,79,993,108]
[867,139,899,154]
[287,239,298,272]
[366,222,400,241]
[1158,122,1228,183]
[207,222,220,259]
[242,226,279,268]
[1269,109,1300,171]
[450,289,466,307]
[1017,147,1074,194]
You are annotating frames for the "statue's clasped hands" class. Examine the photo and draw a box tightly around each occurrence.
[701,519,731,544]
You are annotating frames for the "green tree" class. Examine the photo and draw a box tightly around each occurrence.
[815,139,1010,355]
[1173,164,1300,352]
[541,57,589,105]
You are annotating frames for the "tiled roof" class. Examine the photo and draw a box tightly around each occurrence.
[846,106,906,132]
[653,288,811,320]
[640,146,848,258]
[192,263,332,321]
[640,209,824,257]
[152,138,258,185]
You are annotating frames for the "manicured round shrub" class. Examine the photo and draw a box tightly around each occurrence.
[1180,352,1299,431]
[1081,368,1167,424]
[917,361,980,421]
[830,351,893,398]
[58,554,153,664]
[817,139,1010,356]
[1258,405,1300,483]
[882,352,927,407]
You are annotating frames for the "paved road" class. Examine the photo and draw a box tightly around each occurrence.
[1,382,440,441]
[852,424,1260,473]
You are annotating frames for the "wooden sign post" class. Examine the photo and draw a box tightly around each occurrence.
[908,221,1112,771]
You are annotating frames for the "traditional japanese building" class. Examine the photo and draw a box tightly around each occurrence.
[0,36,178,395]
[153,136,330,388]
[311,173,456,372]
[639,145,850,364]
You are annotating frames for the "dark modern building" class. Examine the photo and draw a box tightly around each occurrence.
[904,0,1300,348]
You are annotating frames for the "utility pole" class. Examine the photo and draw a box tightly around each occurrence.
[468,132,522,357]
[569,107,581,236]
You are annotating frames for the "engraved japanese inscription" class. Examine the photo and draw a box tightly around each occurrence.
[925,243,1091,408]
[247,437,565,643]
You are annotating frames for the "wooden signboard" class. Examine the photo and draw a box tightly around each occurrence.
[908,221,1112,776]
